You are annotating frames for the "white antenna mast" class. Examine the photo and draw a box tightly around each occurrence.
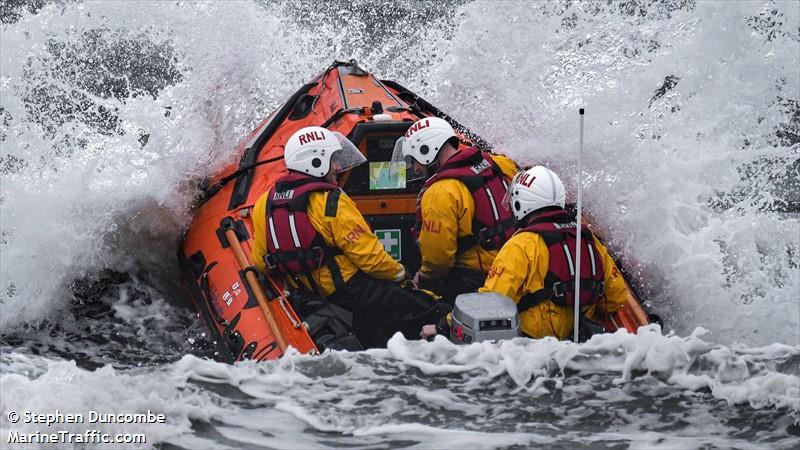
[574,108,585,343]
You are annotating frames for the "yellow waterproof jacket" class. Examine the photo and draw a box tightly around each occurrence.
[479,231,628,339]
[251,188,405,297]
[417,153,518,281]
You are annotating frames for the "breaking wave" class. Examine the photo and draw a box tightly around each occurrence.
[1,0,797,345]
[0,3,798,447]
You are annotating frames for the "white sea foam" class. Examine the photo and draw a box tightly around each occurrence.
[2,330,797,449]
[418,1,800,346]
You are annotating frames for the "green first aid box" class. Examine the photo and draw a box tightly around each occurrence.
[374,229,402,261]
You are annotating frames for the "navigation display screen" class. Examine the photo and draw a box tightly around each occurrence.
[369,162,405,190]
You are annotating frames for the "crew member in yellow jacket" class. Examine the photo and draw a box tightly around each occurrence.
[252,126,448,349]
[483,165,627,339]
[392,117,518,304]
[421,166,628,341]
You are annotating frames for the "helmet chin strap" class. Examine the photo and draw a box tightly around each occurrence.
[426,158,439,174]
[429,141,457,173]
[323,165,339,184]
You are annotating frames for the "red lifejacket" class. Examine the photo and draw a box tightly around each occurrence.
[413,147,515,253]
[515,209,606,312]
[264,172,345,294]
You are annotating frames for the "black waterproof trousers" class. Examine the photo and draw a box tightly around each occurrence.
[328,271,451,348]
[419,267,487,306]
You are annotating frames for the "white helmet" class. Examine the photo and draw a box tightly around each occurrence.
[391,117,457,181]
[284,126,366,178]
[503,166,566,222]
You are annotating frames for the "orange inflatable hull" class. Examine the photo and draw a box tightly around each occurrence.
[178,60,651,362]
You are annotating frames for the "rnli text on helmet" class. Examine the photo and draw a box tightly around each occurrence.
[405,119,430,138]
[298,130,327,145]
[517,173,536,188]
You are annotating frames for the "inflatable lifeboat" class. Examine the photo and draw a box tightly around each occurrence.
[178,60,651,363]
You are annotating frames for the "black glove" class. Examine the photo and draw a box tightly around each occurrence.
[416,273,443,291]
[434,314,451,339]
[577,315,606,343]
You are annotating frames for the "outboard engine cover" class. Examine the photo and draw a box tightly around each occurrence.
[450,293,520,344]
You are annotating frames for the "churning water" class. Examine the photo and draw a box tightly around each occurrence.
[1,1,798,448]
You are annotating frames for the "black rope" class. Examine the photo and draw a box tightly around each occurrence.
[208,155,285,190]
